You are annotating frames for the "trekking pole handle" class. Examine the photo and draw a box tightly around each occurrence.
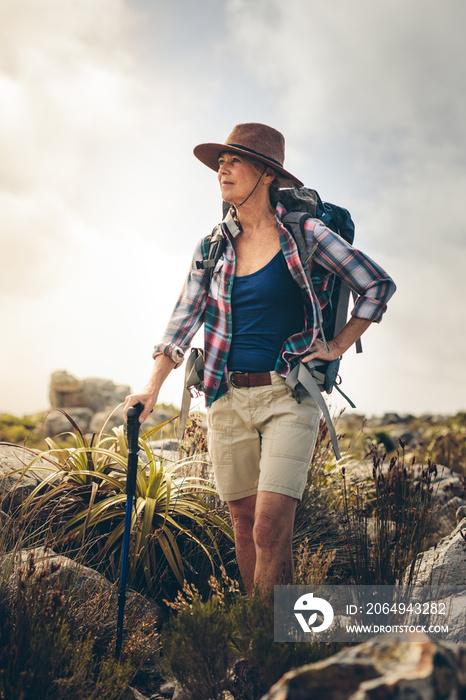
[126,402,144,496]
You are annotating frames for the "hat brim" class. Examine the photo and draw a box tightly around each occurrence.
[193,142,303,188]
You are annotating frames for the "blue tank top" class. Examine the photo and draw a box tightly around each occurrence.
[228,251,305,372]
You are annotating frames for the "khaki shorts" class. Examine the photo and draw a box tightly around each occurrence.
[206,372,321,502]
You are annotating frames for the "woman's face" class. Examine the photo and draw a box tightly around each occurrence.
[217,151,264,205]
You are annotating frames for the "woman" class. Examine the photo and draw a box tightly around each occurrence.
[124,123,396,594]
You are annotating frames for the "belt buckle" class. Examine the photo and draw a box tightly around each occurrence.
[230,371,245,389]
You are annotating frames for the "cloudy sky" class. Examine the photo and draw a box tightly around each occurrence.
[1,0,465,419]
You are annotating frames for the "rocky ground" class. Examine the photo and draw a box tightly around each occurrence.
[1,371,466,699]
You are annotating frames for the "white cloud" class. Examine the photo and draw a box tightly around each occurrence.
[1,0,465,418]
[226,0,466,143]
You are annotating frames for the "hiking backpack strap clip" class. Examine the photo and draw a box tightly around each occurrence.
[195,224,226,277]
[195,208,241,278]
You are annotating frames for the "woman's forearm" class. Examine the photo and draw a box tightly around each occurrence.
[124,353,176,423]
[331,316,372,356]
[302,316,372,363]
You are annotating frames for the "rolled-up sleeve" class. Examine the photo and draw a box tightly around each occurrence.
[309,220,396,323]
[152,239,209,367]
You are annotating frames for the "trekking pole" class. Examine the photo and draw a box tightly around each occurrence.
[115,401,143,659]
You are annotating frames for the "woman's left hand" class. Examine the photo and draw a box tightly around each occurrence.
[301,338,341,363]
[302,318,373,365]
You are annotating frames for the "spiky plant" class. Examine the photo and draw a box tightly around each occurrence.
[10,408,233,597]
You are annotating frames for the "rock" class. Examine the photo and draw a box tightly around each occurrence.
[158,681,175,697]
[406,517,466,586]
[457,505,466,524]
[89,405,127,434]
[45,370,180,443]
[1,546,162,633]
[89,406,175,436]
[261,635,466,700]
[433,589,466,643]
[0,444,54,506]
[436,497,466,538]
[82,377,130,413]
[341,460,466,546]
[49,370,130,414]
[171,681,192,700]
[431,465,466,502]
[380,412,403,425]
[42,407,94,437]
[49,370,87,408]
[126,688,151,700]
[148,439,181,465]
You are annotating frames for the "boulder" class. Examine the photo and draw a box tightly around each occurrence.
[406,517,466,587]
[42,407,94,437]
[1,545,162,633]
[89,406,176,436]
[0,444,54,506]
[49,370,130,414]
[436,496,466,539]
[89,405,127,434]
[261,635,466,700]
[82,377,130,413]
[49,370,87,408]
[431,465,466,502]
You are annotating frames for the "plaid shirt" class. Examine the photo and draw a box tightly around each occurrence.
[153,202,396,407]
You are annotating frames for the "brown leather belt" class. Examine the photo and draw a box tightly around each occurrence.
[230,371,272,388]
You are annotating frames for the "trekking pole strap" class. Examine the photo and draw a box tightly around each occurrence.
[286,363,341,460]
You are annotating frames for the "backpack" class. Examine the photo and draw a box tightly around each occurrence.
[279,188,362,386]
[278,188,361,458]
[182,188,361,458]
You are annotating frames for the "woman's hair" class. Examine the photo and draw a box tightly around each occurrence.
[241,153,273,177]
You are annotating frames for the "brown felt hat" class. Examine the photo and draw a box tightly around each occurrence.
[193,122,303,187]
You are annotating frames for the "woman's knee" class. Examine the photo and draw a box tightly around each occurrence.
[231,512,255,545]
[229,498,256,546]
[253,511,284,551]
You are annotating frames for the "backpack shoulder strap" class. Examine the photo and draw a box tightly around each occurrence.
[283,211,330,349]
[282,211,316,266]
[196,225,225,277]
[196,208,241,278]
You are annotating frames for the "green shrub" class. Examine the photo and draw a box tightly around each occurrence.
[161,576,341,700]
[163,596,234,700]
[0,549,158,699]
[293,418,343,556]
[0,413,47,449]
[229,592,339,700]
[427,430,466,477]
[341,443,437,585]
